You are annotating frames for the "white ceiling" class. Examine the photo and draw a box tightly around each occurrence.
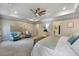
[0,3,78,22]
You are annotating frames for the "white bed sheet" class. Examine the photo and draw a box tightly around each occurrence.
[0,38,33,56]
[31,36,77,56]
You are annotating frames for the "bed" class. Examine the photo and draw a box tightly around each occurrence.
[0,38,33,56]
[31,36,77,56]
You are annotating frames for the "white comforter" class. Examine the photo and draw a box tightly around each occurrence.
[31,36,77,56]
[0,38,33,56]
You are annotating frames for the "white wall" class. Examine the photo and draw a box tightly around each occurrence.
[2,20,12,40]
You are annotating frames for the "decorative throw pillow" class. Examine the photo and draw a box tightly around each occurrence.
[71,39,79,55]
[25,31,31,38]
[68,35,79,45]
[5,34,13,41]
[11,32,20,41]
[9,35,14,41]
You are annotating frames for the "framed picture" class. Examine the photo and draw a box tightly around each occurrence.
[67,22,74,28]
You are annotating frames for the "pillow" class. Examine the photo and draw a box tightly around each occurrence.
[11,32,17,36]
[11,32,20,41]
[71,39,79,55]
[13,36,20,41]
[68,36,79,45]
[25,31,31,38]
[9,35,14,41]
[5,34,13,41]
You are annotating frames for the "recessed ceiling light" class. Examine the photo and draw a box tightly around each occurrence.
[62,7,66,10]
[36,13,39,16]
[14,11,17,14]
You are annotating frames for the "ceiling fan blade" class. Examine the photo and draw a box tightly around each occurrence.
[38,10,46,15]
[41,10,46,12]
[38,12,46,16]
[30,9,36,14]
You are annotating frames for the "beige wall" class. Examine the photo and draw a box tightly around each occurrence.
[11,21,38,36]
[11,21,48,37]
[35,23,44,35]
[52,18,79,36]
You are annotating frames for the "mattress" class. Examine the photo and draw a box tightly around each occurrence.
[0,38,33,56]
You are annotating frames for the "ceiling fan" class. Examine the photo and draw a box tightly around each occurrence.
[30,8,46,17]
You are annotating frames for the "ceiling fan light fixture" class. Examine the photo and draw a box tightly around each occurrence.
[30,8,46,17]
[36,13,39,16]
[62,7,66,10]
